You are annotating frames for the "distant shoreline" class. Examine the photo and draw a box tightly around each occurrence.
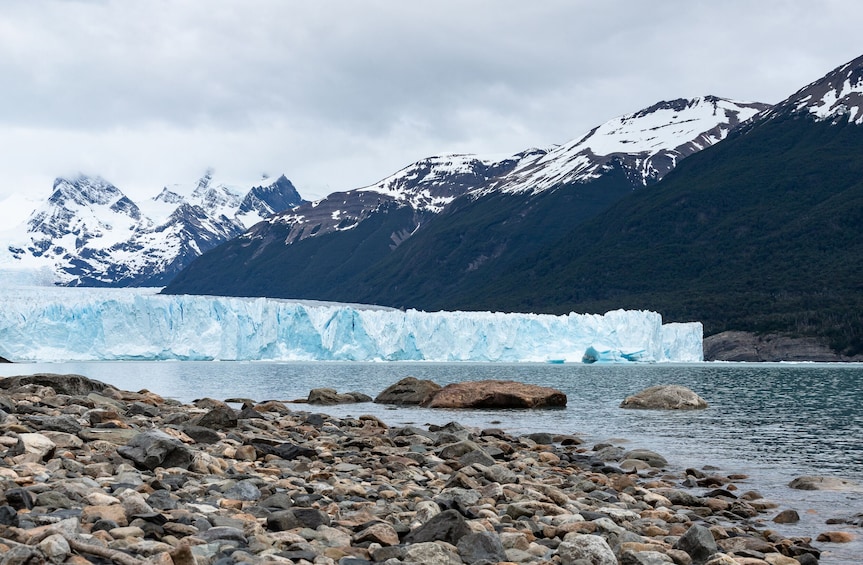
[703,330,863,362]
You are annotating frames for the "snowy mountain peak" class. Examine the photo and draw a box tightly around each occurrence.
[27,175,145,246]
[48,175,138,211]
[2,172,304,286]
[358,152,538,212]
[493,96,769,194]
[263,151,542,247]
[767,53,863,125]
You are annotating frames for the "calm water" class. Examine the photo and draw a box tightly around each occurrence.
[2,361,861,563]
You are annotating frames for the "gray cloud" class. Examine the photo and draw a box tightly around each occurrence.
[0,0,862,212]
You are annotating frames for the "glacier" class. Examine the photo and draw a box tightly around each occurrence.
[0,287,703,363]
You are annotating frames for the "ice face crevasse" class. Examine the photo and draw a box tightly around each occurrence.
[0,288,703,362]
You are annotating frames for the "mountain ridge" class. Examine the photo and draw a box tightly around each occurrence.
[163,95,766,301]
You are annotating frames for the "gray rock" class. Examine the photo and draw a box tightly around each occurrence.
[194,405,238,430]
[198,525,247,543]
[593,445,626,462]
[620,549,674,565]
[623,448,668,468]
[459,447,497,467]
[457,531,507,564]
[404,508,470,545]
[180,424,222,444]
[435,488,481,513]
[621,385,708,410]
[266,507,331,531]
[656,488,705,507]
[5,488,34,511]
[374,377,442,405]
[259,493,293,510]
[39,533,71,564]
[307,388,372,404]
[672,524,718,564]
[0,373,117,396]
[558,534,617,565]
[524,432,555,444]
[223,479,262,501]
[0,505,18,526]
[1,545,43,565]
[788,475,860,491]
[35,491,76,509]
[403,541,462,565]
[22,415,83,434]
[439,440,482,460]
[117,430,193,471]
[126,402,160,417]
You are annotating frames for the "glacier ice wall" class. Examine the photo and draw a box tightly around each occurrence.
[0,287,703,362]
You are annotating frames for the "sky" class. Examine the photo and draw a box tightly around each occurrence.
[1,0,862,224]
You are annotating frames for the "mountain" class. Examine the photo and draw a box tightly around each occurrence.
[1,171,305,286]
[163,96,766,300]
[447,54,863,356]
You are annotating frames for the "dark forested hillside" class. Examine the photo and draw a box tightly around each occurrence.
[336,166,636,308]
[453,116,863,355]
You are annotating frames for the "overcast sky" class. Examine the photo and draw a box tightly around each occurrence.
[1,0,862,222]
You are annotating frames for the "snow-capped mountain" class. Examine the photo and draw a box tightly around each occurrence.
[164,95,772,301]
[763,53,863,124]
[1,172,304,286]
[492,96,769,194]
[259,150,544,246]
[245,96,765,251]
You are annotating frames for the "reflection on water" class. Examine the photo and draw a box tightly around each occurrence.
[2,361,862,564]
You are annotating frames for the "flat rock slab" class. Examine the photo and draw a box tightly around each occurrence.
[789,475,861,491]
[620,385,708,410]
[424,380,566,409]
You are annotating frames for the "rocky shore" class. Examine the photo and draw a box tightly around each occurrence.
[0,373,842,564]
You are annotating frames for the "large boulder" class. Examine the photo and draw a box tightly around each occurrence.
[558,534,617,565]
[672,524,718,563]
[307,388,372,405]
[117,430,193,470]
[620,385,708,410]
[424,380,566,409]
[0,373,117,396]
[375,377,441,405]
[788,475,860,491]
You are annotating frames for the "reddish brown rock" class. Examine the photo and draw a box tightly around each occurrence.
[423,380,566,409]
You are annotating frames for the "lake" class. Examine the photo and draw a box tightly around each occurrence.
[2,360,861,563]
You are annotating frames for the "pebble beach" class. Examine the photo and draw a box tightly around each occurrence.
[0,373,853,565]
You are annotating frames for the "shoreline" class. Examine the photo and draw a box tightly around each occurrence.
[0,373,854,564]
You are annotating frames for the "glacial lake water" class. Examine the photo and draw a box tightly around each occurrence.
[1,360,861,564]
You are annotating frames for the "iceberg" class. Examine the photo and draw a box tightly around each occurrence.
[0,287,703,363]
